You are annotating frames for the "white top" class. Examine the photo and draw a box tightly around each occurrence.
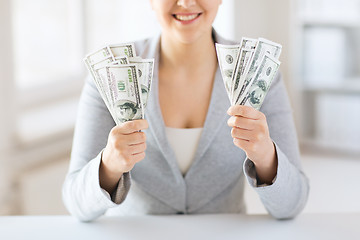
[165,127,203,175]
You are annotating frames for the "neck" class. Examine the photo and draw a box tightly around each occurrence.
[159,29,216,70]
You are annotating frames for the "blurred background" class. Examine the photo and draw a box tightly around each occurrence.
[0,0,359,215]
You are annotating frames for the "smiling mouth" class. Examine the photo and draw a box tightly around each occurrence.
[173,13,201,22]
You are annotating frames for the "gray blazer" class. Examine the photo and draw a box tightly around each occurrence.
[62,30,309,222]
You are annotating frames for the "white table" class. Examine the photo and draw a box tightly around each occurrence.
[0,213,359,240]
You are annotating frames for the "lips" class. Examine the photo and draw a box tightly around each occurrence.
[173,13,201,22]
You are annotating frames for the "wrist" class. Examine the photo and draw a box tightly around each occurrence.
[100,159,123,180]
[101,148,124,176]
[252,142,278,184]
[99,151,123,193]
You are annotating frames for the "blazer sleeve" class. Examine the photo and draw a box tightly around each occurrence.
[62,77,131,222]
[242,72,310,219]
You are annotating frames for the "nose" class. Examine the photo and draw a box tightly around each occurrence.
[177,0,196,8]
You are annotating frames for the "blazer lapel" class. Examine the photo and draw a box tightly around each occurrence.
[184,30,246,212]
[143,31,231,184]
[143,35,184,182]
[131,34,186,212]
[185,29,232,177]
[185,67,230,174]
[131,30,244,213]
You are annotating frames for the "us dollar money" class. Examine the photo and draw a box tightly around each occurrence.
[231,48,254,104]
[230,37,257,103]
[93,56,130,120]
[215,43,240,100]
[85,46,113,65]
[84,42,156,125]
[103,65,144,123]
[85,43,135,66]
[87,55,127,104]
[234,38,282,105]
[84,57,119,123]
[94,60,116,105]
[114,56,129,65]
[240,54,280,110]
[129,57,154,108]
[240,37,258,50]
[109,43,136,58]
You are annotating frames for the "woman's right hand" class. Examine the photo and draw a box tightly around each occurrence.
[100,119,148,193]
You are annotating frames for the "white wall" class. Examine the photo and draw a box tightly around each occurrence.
[0,0,15,152]
[225,0,301,132]
[213,0,236,40]
[0,0,17,214]
[232,0,292,92]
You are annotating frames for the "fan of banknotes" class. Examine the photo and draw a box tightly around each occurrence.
[84,44,154,125]
[216,38,282,110]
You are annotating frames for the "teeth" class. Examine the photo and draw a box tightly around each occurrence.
[175,14,198,21]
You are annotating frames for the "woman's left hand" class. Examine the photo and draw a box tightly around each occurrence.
[227,105,278,184]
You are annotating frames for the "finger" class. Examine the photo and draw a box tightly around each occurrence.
[131,152,146,163]
[227,105,262,120]
[233,138,251,151]
[231,127,252,141]
[232,127,265,143]
[115,119,149,134]
[128,142,147,155]
[126,132,147,145]
[227,116,257,130]
[110,130,146,147]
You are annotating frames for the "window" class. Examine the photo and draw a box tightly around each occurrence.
[84,0,234,51]
[8,0,85,146]
[295,0,360,152]
[85,0,161,50]
[4,0,234,154]
[12,0,84,90]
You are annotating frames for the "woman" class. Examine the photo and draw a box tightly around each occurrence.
[63,0,309,221]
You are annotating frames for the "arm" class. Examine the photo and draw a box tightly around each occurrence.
[228,73,309,219]
[62,77,119,221]
[62,78,147,221]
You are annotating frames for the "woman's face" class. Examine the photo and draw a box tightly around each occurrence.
[150,0,222,44]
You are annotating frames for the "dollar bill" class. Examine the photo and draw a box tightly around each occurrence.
[230,37,257,102]
[129,57,154,108]
[231,48,255,104]
[106,56,130,103]
[85,43,135,66]
[240,54,280,110]
[93,57,117,70]
[93,57,131,119]
[84,57,119,123]
[84,42,155,125]
[114,56,129,65]
[240,37,258,50]
[109,43,137,58]
[97,65,144,123]
[88,54,131,121]
[85,46,113,65]
[94,62,115,107]
[215,43,240,100]
[233,38,282,105]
